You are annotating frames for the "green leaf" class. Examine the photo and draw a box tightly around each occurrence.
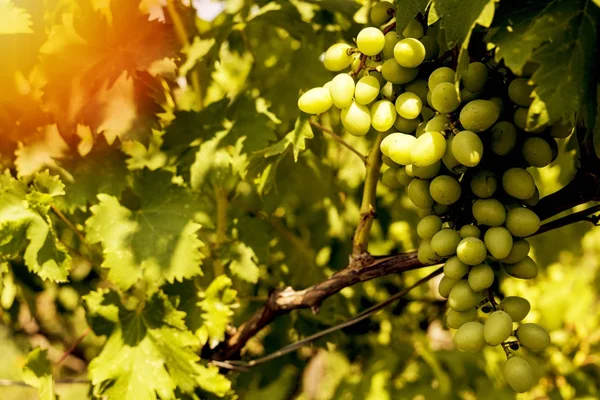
[196,275,238,348]
[83,289,121,336]
[224,242,260,283]
[180,37,216,76]
[0,0,34,34]
[265,115,313,162]
[23,348,55,400]
[395,0,430,33]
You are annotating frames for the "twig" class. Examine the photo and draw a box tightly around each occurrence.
[532,204,600,236]
[213,185,228,276]
[56,328,91,366]
[50,205,97,256]
[350,54,368,77]
[309,120,367,163]
[382,22,397,34]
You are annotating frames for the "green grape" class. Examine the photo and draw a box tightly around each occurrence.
[395,92,422,119]
[402,19,424,39]
[505,208,540,237]
[484,310,513,346]
[462,62,489,92]
[460,88,482,102]
[550,120,573,138]
[516,323,550,352]
[431,82,460,113]
[58,286,80,311]
[522,137,553,167]
[449,281,482,311]
[411,131,447,166]
[472,198,506,226]
[484,227,513,260]
[501,239,530,264]
[428,67,455,90]
[451,130,483,167]
[420,35,439,60]
[456,237,487,265]
[418,239,443,264]
[370,99,397,131]
[298,87,333,114]
[381,59,418,84]
[431,228,461,257]
[382,155,398,167]
[408,179,434,209]
[503,356,535,393]
[381,167,403,188]
[442,136,467,174]
[355,75,380,105]
[520,61,539,77]
[382,31,401,60]
[522,187,540,207]
[405,80,429,103]
[433,203,449,215]
[429,175,461,205]
[426,90,433,107]
[425,114,450,132]
[341,101,371,136]
[323,43,354,71]
[412,161,441,179]
[387,133,417,164]
[489,97,504,115]
[446,308,478,329]
[394,38,426,68]
[502,168,536,200]
[513,107,528,130]
[468,263,494,292]
[415,121,427,137]
[454,321,486,351]
[438,275,459,298]
[417,215,443,239]
[329,73,355,109]
[421,106,435,122]
[380,132,398,156]
[405,164,415,177]
[499,296,530,322]
[370,1,394,25]
[508,78,534,107]
[323,81,332,90]
[394,116,419,133]
[470,170,497,198]
[459,100,500,132]
[397,167,413,186]
[491,121,517,156]
[444,256,469,279]
[367,66,385,85]
[357,27,385,56]
[459,225,481,239]
[503,256,538,279]
[380,81,394,100]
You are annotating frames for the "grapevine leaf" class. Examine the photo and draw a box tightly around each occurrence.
[83,289,121,337]
[196,275,238,348]
[180,37,216,76]
[395,0,430,33]
[22,348,55,400]
[236,215,273,262]
[0,0,33,34]
[224,242,260,283]
[14,125,69,177]
[264,115,313,162]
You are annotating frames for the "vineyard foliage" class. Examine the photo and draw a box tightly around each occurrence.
[0,0,600,399]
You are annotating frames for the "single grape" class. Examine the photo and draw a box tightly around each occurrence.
[405,164,415,177]
[411,131,447,166]
[418,239,443,264]
[438,275,459,298]
[505,208,540,237]
[448,280,482,311]
[550,120,573,138]
[472,198,506,226]
[459,100,500,132]
[442,136,466,174]
[459,225,481,239]
[456,237,487,265]
[394,38,426,68]
[420,106,435,122]
[502,168,536,200]
[425,114,450,132]
[397,167,413,186]
[508,78,534,107]
[522,188,540,206]
[370,1,394,25]
[341,101,371,136]
[415,121,427,137]
[499,296,530,322]
[408,179,434,209]
[370,99,397,132]
[468,263,495,292]
[489,97,504,115]
[380,132,398,156]
[395,92,423,119]
[503,356,535,393]
[491,121,517,156]
[452,130,484,167]
[381,167,403,188]
[501,239,530,264]
[394,116,419,133]
[355,75,380,105]
[513,107,528,130]
[382,31,401,60]
[484,310,513,346]
[323,43,354,71]
[444,256,469,280]
[454,321,486,352]
[462,62,489,92]
[298,87,333,114]
[484,227,513,260]
[470,170,497,198]
[357,27,385,56]
[446,308,478,329]
[380,81,394,100]
[428,67,455,90]
[387,133,417,164]
[503,256,538,279]
[433,203,449,216]
[402,19,424,39]
[405,80,429,103]
[420,35,439,60]
[460,88,482,102]
[417,215,443,239]
[516,323,550,352]
[329,73,355,109]
[381,59,418,84]
[412,161,441,179]
[431,228,461,257]
[429,175,461,205]
[382,155,398,167]
[431,82,460,113]
[522,137,553,167]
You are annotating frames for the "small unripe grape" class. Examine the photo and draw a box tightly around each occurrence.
[428,67,455,90]
[388,133,417,164]
[405,80,428,103]
[420,106,435,122]
[431,82,460,113]
[381,167,403,188]
[402,19,424,39]
[394,116,419,133]
[503,356,535,393]
[357,27,385,56]
[355,75,380,105]
[484,227,513,260]
[412,161,441,179]
[522,137,553,167]
[454,321,486,352]
[523,187,540,207]
[418,239,442,264]
[501,239,530,264]
[405,164,415,177]
[505,208,540,237]
[381,59,418,84]
[503,256,538,279]
[462,62,488,92]
[442,136,466,175]
[438,275,459,298]
[382,31,401,60]
[408,179,434,209]
[323,43,354,71]
[429,175,461,205]
[472,198,506,226]
[550,120,573,138]
[431,228,461,257]
[433,202,449,216]
[516,323,550,352]
[508,78,534,107]
[370,100,397,132]
[417,215,443,239]
[446,308,478,329]
[468,263,494,292]
[459,225,480,239]
[397,167,413,186]
[380,81,394,100]
[456,237,487,265]
[489,96,504,114]
[444,256,469,280]
[513,107,528,130]
[499,296,530,322]
[370,1,394,25]
[460,88,482,102]
[459,100,500,132]
[411,131,447,166]
[395,92,423,119]
[484,310,513,346]
[502,168,536,200]
[329,73,355,109]
[420,35,439,60]
[415,121,427,137]
[425,114,450,132]
[451,130,483,167]
[491,121,517,156]
[394,38,426,68]
[298,87,333,114]
[341,101,371,136]
[470,170,497,198]
[448,280,482,311]
[382,155,398,167]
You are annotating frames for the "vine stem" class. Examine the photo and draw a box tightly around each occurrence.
[56,328,91,366]
[309,120,367,163]
[213,186,228,277]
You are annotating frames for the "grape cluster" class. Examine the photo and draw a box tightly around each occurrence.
[296,2,569,393]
